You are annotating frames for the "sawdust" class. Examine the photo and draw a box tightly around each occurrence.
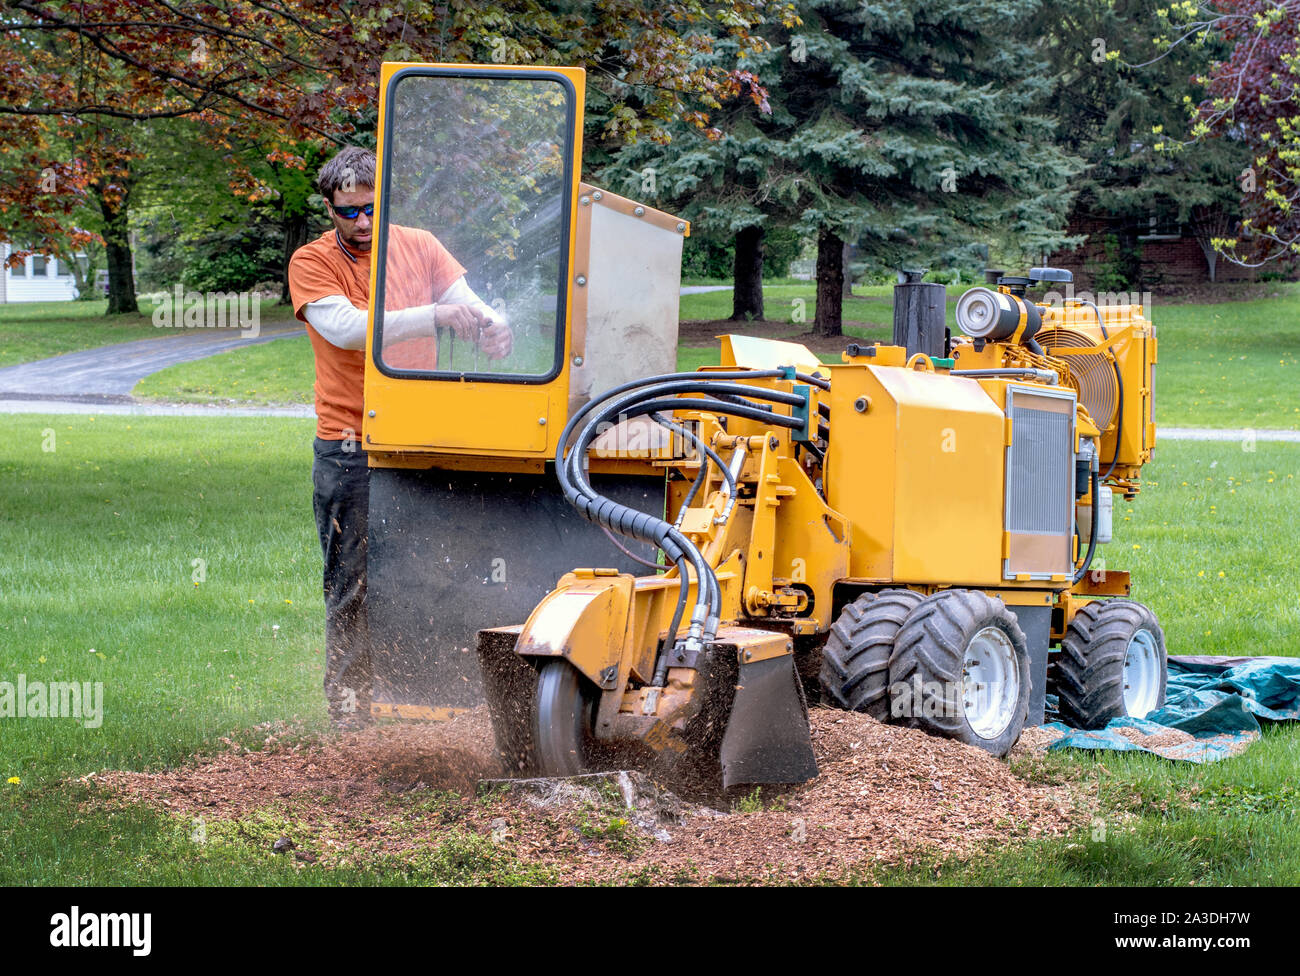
[1114,725,1195,750]
[93,709,504,817]
[90,706,1083,885]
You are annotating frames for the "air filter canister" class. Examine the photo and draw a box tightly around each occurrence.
[955,287,1042,342]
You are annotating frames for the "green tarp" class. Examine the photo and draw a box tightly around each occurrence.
[1043,656,1300,762]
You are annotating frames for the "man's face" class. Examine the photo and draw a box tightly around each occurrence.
[328,186,375,252]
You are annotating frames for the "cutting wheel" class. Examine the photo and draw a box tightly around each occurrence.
[531,660,599,777]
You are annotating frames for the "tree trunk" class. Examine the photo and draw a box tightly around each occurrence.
[66,252,89,297]
[95,178,139,315]
[813,228,844,337]
[280,210,312,303]
[731,225,764,320]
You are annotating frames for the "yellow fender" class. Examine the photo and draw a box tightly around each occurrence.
[513,572,633,691]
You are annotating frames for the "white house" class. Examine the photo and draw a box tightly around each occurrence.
[1,243,81,302]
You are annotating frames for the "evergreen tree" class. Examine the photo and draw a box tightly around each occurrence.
[607,0,1082,335]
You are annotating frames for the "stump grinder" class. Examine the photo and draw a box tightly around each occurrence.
[359,63,1165,794]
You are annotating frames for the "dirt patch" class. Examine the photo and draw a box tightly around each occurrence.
[90,707,1083,885]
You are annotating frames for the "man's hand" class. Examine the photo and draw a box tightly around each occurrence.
[479,321,513,360]
[434,302,489,341]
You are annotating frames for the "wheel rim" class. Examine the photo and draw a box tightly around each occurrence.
[533,660,595,777]
[961,626,1019,740]
[1123,628,1162,718]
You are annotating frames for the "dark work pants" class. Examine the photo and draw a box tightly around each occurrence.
[312,436,372,725]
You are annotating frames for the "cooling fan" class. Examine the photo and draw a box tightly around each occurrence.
[1037,327,1120,431]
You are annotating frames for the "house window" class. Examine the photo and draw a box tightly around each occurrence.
[1139,213,1182,241]
[11,258,27,277]
[32,255,47,276]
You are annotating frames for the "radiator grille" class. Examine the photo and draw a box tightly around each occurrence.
[1004,387,1076,580]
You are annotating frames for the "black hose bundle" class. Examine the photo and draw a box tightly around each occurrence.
[554,369,809,680]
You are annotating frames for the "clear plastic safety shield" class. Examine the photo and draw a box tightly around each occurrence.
[373,69,575,382]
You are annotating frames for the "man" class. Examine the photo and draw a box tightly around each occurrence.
[288,145,511,729]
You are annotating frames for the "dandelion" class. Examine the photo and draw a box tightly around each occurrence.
[5,777,18,785]
[1132,544,1141,550]
[1218,571,1226,578]
[38,655,46,663]
[1198,571,1205,577]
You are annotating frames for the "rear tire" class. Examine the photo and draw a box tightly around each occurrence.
[1051,599,1167,729]
[890,589,1031,757]
[820,589,924,720]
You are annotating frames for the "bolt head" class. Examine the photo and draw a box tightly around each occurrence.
[538,417,547,425]
[368,410,376,418]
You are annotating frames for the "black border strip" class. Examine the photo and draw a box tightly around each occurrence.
[372,66,577,385]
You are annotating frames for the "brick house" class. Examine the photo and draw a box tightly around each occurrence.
[1048,210,1261,291]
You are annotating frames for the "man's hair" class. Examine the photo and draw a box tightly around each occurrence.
[317,146,376,202]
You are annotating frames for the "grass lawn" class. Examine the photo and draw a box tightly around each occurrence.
[0,413,1296,884]
[0,298,297,369]
[133,334,315,405]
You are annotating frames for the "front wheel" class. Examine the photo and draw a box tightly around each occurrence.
[889,590,1031,757]
[531,660,600,777]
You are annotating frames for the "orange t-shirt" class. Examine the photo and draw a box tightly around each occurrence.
[288,226,466,440]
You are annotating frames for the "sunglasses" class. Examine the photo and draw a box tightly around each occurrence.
[331,202,374,220]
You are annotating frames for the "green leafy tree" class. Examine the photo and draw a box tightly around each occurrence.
[1165,0,1300,268]
[1038,0,1248,287]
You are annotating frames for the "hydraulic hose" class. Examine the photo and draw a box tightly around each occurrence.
[600,525,663,571]
[557,377,809,659]
[1073,466,1101,584]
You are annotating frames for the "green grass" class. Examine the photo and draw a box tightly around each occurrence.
[0,415,324,791]
[134,334,315,405]
[1149,293,1300,430]
[0,298,296,369]
[0,415,1295,884]
[0,300,162,367]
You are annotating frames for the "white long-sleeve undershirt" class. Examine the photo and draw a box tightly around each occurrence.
[303,276,503,351]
